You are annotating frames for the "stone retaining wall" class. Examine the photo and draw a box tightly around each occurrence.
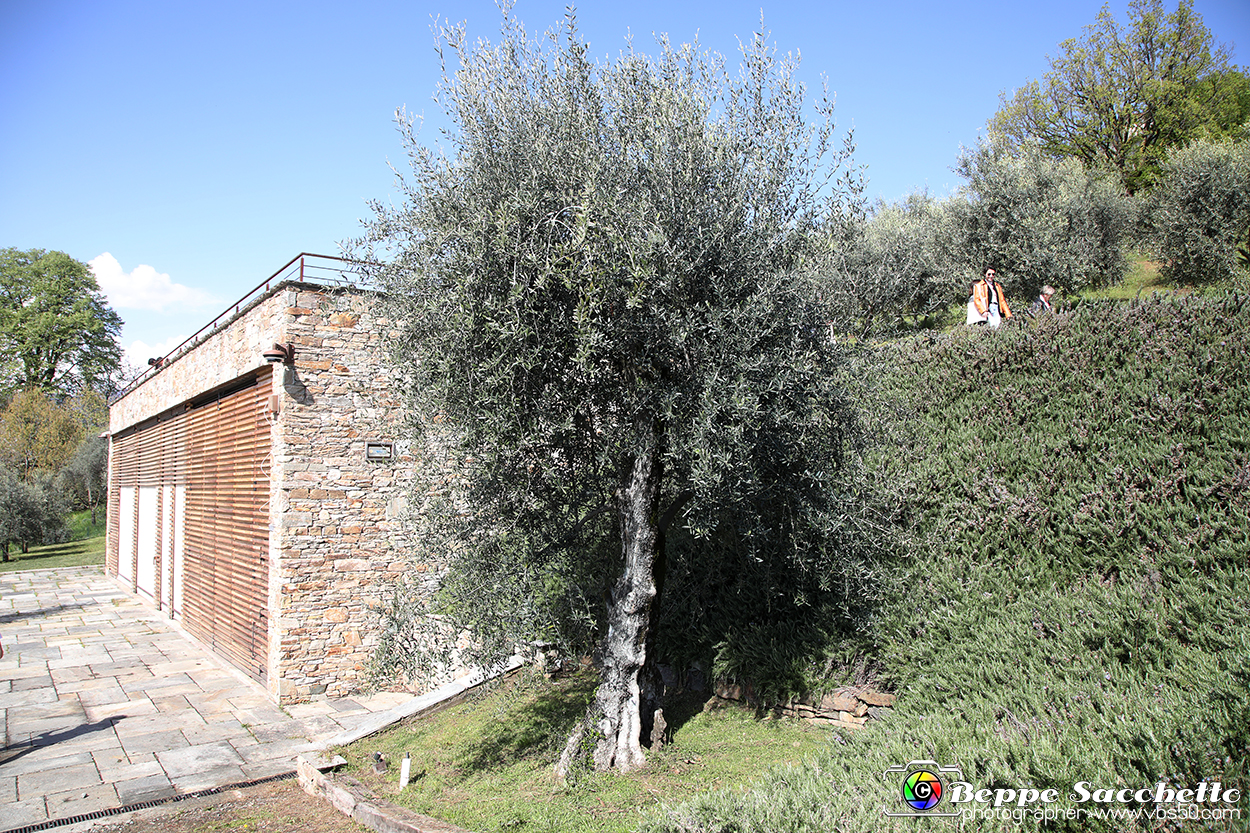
[297,756,471,833]
[713,681,896,730]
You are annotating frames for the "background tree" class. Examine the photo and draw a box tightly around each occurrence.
[948,137,1136,300]
[991,0,1250,194]
[0,387,101,552]
[356,11,882,776]
[0,248,123,396]
[0,469,68,559]
[817,192,963,337]
[1142,138,1250,284]
[57,434,107,524]
[0,388,90,480]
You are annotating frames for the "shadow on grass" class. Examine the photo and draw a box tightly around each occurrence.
[457,674,597,775]
[454,674,727,775]
[20,541,88,558]
[653,688,716,741]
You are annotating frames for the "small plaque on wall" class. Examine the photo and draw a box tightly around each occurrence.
[365,441,393,462]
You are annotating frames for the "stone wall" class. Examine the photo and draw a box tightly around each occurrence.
[272,286,433,701]
[713,681,896,730]
[108,291,287,433]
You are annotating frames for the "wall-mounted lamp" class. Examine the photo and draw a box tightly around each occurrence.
[262,342,295,364]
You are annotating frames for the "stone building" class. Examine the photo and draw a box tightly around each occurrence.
[106,254,430,703]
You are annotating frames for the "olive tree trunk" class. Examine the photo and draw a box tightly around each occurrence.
[557,429,663,777]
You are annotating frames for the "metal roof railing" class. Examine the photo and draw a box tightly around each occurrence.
[111,253,369,403]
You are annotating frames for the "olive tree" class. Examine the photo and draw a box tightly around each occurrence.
[58,434,107,523]
[354,11,873,775]
[1143,138,1250,284]
[819,193,964,336]
[949,138,1137,300]
[0,468,68,559]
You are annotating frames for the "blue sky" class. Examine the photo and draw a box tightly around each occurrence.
[2,0,1247,370]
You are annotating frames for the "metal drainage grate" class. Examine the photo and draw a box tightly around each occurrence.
[2,770,297,833]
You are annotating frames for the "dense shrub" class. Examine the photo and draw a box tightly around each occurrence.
[647,293,1250,831]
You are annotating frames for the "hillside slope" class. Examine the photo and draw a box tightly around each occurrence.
[648,293,1250,832]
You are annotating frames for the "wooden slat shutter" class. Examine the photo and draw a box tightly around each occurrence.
[181,370,272,681]
[108,368,272,682]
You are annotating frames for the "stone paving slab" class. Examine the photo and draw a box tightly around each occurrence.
[2,798,46,829]
[240,758,297,781]
[16,762,102,799]
[181,724,253,748]
[117,729,192,758]
[92,751,164,783]
[0,688,59,709]
[45,783,120,821]
[115,772,177,805]
[112,709,207,737]
[168,766,248,794]
[10,675,57,693]
[0,567,433,832]
[156,741,245,778]
[82,696,159,722]
[231,737,315,764]
[0,749,96,778]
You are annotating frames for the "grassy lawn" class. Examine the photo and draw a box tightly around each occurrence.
[336,669,832,833]
[1077,253,1174,301]
[0,508,106,573]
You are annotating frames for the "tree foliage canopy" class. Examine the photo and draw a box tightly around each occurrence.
[1143,137,1250,284]
[950,138,1137,299]
[0,388,101,480]
[356,10,884,774]
[991,0,1250,194]
[0,248,123,397]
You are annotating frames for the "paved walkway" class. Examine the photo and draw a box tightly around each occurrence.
[0,567,414,831]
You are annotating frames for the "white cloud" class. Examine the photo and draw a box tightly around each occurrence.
[90,252,218,312]
[123,335,187,372]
